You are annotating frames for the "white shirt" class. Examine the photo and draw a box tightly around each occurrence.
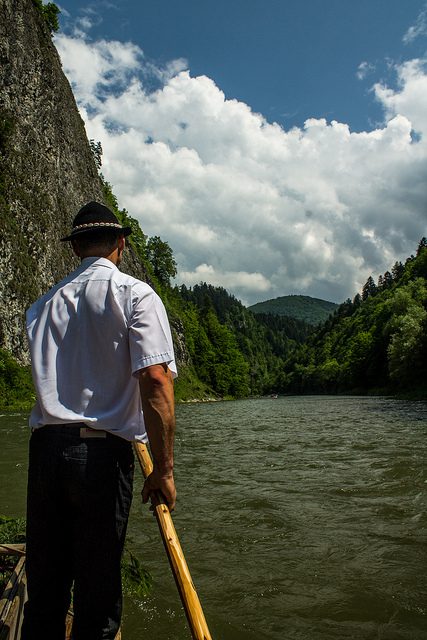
[26,257,177,441]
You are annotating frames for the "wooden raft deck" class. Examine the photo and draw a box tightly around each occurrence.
[0,544,26,640]
[0,545,121,640]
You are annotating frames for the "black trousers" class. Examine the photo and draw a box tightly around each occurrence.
[21,424,134,640]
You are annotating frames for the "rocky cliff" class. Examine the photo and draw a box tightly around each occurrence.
[0,0,150,362]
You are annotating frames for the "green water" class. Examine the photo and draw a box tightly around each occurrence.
[1,396,426,639]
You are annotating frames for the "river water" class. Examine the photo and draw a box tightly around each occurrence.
[0,396,426,639]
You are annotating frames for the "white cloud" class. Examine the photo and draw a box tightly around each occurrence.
[55,34,427,305]
[403,5,427,44]
[356,61,375,80]
[178,265,271,300]
[374,59,427,136]
[55,35,143,105]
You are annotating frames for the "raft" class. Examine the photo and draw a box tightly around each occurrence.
[0,544,26,640]
[0,546,121,640]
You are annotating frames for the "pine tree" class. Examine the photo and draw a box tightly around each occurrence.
[362,276,377,301]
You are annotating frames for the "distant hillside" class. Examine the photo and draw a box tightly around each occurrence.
[249,295,338,325]
[280,240,427,397]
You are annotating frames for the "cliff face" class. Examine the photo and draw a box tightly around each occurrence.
[0,0,151,362]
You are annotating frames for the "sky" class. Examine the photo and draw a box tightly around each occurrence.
[53,0,427,305]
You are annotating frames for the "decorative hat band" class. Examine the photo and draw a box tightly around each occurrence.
[72,222,124,231]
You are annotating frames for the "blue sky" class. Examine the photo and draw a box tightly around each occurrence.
[54,1,427,304]
[58,0,425,131]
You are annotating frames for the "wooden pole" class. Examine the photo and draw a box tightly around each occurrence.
[134,442,212,640]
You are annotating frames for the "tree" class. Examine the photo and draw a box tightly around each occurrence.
[90,139,103,171]
[146,236,177,286]
[387,306,427,384]
[384,279,427,385]
[391,261,405,282]
[417,237,427,256]
[352,293,362,308]
[383,271,393,289]
[391,261,404,282]
[362,276,377,301]
[32,0,60,33]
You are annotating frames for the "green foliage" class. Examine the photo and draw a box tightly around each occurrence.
[0,349,35,410]
[32,0,60,33]
[177,283,305,396]
[0,515,26,595]
[282,244,427,397]
[146,236,177,286]
[0,515,26,545]
[121,547,153,598]
[101,178,169,290]
[362,275,377,301]
[249,295,338,325]
[384,280,427,384]
[89,139,103,171]
[173,366,213,402]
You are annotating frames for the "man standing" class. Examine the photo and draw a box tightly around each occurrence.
[22,201,177,640]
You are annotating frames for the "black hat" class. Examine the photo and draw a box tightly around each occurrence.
[60,201,132,242]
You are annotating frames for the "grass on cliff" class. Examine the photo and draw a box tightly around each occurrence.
[173,365,217,402]
[0,349,35,411]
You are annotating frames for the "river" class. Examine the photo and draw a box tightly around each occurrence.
[0,396,426,639]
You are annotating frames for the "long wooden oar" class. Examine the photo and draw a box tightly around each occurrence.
[134,442,212,640]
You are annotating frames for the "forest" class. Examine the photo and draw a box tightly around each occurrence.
[249,295,338,325]
[280,239,427,397]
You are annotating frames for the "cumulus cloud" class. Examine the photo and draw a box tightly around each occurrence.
[179,265,271,293]
[374,59,427,136]
[54,32,427,305]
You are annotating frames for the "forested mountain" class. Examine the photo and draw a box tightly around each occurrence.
[249,295,338,325]
[174,283,311,397]
[279,240,427,396]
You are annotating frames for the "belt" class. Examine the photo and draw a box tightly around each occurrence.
[80,426,107,439]
[32,423,108,439]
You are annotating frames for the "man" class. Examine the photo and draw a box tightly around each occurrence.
[22,201,177,640]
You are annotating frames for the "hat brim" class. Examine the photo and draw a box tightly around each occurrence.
[60,226,132,242]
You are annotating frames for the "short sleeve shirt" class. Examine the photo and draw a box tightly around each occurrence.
[26,257,177,441]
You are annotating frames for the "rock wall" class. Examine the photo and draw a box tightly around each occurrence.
[0,0,151,362]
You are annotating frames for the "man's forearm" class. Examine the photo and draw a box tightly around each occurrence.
[139,364,175,472]
[138,363,176,509]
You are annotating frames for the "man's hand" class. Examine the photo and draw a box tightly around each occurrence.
[142,468,176,511]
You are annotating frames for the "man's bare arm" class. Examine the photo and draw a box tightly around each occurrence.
[138,363,176,511]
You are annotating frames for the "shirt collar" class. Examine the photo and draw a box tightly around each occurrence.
[81,256,116,270]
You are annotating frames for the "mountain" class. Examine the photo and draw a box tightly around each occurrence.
[279,241,427,397]
[248,295,338,325]
[174,283,311,397]
[0,0,150,362]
